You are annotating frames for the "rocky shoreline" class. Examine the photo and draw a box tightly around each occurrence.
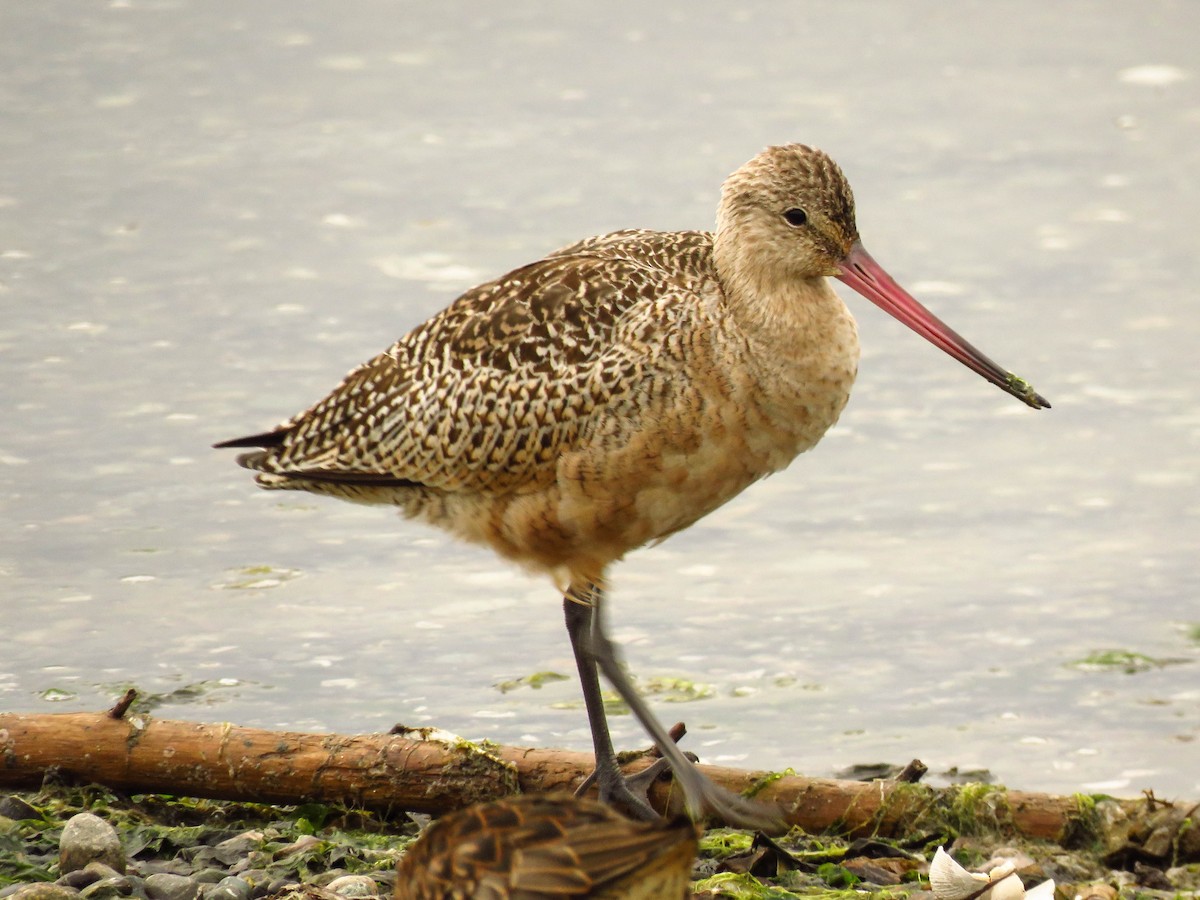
[0,787,413,900]
[2,783,1198,899]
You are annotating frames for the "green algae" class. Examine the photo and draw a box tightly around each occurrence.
[744,768,797,799]
[1068,648,1190,674]
[0,784,415,890]
[700,827,756,858]
[3,776,1196,897]
[492,671,570,693]
[94,679,247,714]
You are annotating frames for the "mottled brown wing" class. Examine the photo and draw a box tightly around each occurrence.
[230,232,714,494]
[507,820,698,899]
[392,794,698,900]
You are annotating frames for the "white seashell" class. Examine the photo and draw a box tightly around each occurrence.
[1023,879,1057,900]
[929,846,1056,900]
[931,847,991,900]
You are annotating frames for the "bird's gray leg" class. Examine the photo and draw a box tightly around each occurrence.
[563,589,660,821]
[577,583,785,832]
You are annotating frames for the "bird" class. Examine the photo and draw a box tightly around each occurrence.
[216,143,1049,830]
[392,793,699,899]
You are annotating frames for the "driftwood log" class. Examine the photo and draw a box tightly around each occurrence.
[1,706,1196,863]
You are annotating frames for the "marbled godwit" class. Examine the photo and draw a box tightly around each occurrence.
[217,144,1048,829]
[393,793,699,899]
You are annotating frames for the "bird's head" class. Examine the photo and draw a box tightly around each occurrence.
[716,143,859,283]
[716,143,1049,410]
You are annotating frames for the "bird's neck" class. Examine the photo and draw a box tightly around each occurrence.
[714,244,854,355]
[713,245,861,449]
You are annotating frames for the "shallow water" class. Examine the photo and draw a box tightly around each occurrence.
[2,1,1197,799]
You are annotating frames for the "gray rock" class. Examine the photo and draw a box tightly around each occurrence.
[1166,865,1200,892]
[269,835,320,860]
[4,886,81,900]
[0,795,40,820]
[130,860,192,879]
[227,873,267,900]
[77,876,136,900]
[59,814,126,875]
[323,876,379,898]
[367,871,395,892]
[199,878,250,900]
[59,862,123,889]
[209,832,263,867]
[143,874,202,900]
[188,872,224,887]
[57,873,96,891]
[308,872,348,889]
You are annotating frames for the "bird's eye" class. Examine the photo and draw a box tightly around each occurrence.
[783,208,808,227]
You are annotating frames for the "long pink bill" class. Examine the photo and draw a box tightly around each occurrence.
[835,242,1049,410]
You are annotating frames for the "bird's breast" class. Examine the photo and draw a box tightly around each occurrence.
[547,287,860,562]
[722,279,861,469]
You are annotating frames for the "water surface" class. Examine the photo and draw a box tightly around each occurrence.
[2,1,1197,798]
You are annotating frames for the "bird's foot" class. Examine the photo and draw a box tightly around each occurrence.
[674,768,787,834]
[576,723,691,821]
[577,723,785,833]
[594,750,785,832]
[578,754,666,822]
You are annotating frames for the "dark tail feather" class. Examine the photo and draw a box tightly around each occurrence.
[213,429,289,449]
[216,430,419,488]
[281,468,421,488]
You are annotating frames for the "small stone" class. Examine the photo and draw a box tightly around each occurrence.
[1074,884,1117,900]
[0,795,41,820]
[323,876,379,897]
[189,872,225,887]
[144,874,202,900]
[130,861,192,879]
[309,871,349,889]
[1166,865,1200,891]
[368,871,395,892]
[78,876,135,900]
[59,814,126,875]
[269,890,340,900]
[57,873,94,891]
[228,872,267,900]
[1094,800,1135,857]
[58,862,122,889]
[200,877,250,900]
[270,835,321,859]
[6,886,81,900]
[1143,823,1177,859]
[210,832,264,866]
[1133,861,1174,891]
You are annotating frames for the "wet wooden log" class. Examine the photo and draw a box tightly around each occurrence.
[0,707,1196,862]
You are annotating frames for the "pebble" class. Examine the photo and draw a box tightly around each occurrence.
[58,865,117,891]
[200,877,251,900]
[0,795,40,820]
[209,834,264,867]
[0,792,403,900]
[77,877,136,900]
[269,836,321,860]
[322,876,379,898]
[143,874,202,900]
[59,814,126,875]
[3,887,82,900]
[188,872,225,887]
